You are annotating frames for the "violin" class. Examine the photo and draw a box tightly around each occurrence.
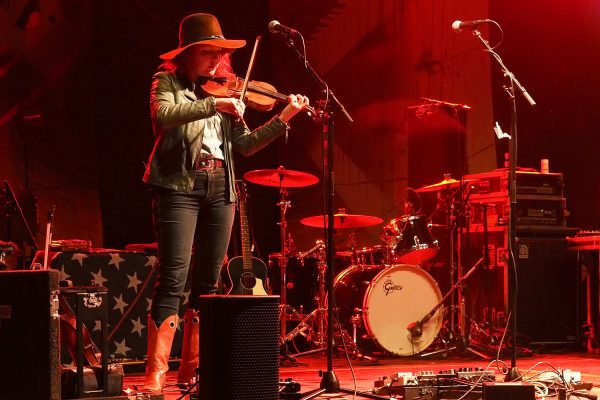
[59,294,103,368]
[201,75,317,118]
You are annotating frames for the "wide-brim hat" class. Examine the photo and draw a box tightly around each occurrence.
[160,13,246,60]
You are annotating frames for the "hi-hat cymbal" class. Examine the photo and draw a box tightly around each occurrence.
[301,213,383,229]
[416,178,478,193]
[243,167,319,188]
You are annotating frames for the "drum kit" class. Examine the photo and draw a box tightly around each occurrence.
[243,167,487,359]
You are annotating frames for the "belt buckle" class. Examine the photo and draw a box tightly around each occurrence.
[198,158,219,170]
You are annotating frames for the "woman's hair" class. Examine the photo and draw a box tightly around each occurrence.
[156,47,234,79]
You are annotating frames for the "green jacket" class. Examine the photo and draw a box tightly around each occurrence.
[143,71,288,202]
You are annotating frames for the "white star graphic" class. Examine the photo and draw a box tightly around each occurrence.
[145,255,157,268]
[127,272,143,293]
[90,268,108,286]
[113,294,128,314]
[93,320,102,332]
[71,253,88,266]
[130,317,146,337]
[59,266,71,282]
[113,338,131,356]
[146,297,152,312]
[108,253,125,270]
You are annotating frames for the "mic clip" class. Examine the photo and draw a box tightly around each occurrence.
[407,321,423,338]
[494,122,511,139]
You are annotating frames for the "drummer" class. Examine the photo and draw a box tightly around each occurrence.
[141,13,310,392]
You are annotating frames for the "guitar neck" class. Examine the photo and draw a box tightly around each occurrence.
[238,186,253,272]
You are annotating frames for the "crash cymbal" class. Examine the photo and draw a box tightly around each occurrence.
[301,212,383,229]
[416,178,478,193]
[243,167,319,188]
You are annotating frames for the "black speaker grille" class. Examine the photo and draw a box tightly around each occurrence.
[199,295,280,400]
[0,270,60,400]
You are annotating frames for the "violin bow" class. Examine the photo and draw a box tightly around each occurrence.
[238,35,261,106]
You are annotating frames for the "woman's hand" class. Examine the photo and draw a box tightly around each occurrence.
[215,98,246,119]
[279,94,310,123]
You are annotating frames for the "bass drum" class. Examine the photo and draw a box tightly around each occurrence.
[333,264,443,356]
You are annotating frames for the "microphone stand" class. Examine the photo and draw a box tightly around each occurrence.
[279,35,385,400]
[468,25,536,381]
[3,180,39,257]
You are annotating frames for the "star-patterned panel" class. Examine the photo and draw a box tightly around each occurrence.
[45,250,190,361]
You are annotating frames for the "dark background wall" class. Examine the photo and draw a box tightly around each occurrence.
[489,0,600,229]
[1,0,598,258]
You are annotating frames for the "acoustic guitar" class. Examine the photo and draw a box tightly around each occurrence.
[226,181,268,295]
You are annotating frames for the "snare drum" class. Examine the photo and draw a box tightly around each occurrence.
[382,214,439,264]
[333,263,443,356]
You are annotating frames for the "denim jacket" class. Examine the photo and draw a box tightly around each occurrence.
[143,71,288,202]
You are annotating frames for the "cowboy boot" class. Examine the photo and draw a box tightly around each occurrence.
[143,314,179,393]
[177,308,200,384]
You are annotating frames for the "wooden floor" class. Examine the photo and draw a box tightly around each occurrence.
[123,350,600,399]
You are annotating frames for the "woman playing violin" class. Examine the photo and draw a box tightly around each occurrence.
[141,13,309,393]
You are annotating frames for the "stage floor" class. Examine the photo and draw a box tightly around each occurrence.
[123,351,600,399]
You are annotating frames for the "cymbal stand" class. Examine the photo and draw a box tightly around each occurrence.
[282,241,327,356]
[275,179,296,362]
[420,181,489,359]
[284,242,377,363]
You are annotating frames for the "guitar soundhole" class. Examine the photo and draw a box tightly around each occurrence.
[240,272,257,290]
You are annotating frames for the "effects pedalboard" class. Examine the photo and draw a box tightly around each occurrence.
[372,368,495,399]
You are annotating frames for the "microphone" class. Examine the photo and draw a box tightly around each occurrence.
[451,19,491,32]
[268,20,299,37]
[406,321,423,338]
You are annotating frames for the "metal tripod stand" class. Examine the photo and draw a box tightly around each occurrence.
[283,241,376,362]
[419,178,490,359]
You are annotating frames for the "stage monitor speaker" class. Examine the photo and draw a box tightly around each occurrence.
[0,270,60,400]
[516,237,581,345]
[198,295,280,400]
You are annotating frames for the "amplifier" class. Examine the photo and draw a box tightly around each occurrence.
[469,195,566,228]
[0,270,61,400]
[465,169,563,197]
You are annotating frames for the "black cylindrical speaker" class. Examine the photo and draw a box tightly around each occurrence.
[198,295,280,400]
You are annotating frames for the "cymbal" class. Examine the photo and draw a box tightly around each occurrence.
[243,167,319,188]
[416,178,478,193]
[301,213,383,229]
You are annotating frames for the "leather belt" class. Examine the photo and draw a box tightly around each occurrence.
[196,158,224,171]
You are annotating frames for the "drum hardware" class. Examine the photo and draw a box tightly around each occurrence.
[281,247,377,363]
[243,166,319,362]
[414,174,494,359]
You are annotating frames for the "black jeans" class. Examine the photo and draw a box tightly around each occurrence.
[151,168,234,325]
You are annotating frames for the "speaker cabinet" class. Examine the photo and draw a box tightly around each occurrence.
[515,237,581,345]
[198,295,280,400]
[0,270,60,400]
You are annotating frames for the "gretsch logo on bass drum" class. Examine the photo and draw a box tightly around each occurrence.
[383,278,403,296]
